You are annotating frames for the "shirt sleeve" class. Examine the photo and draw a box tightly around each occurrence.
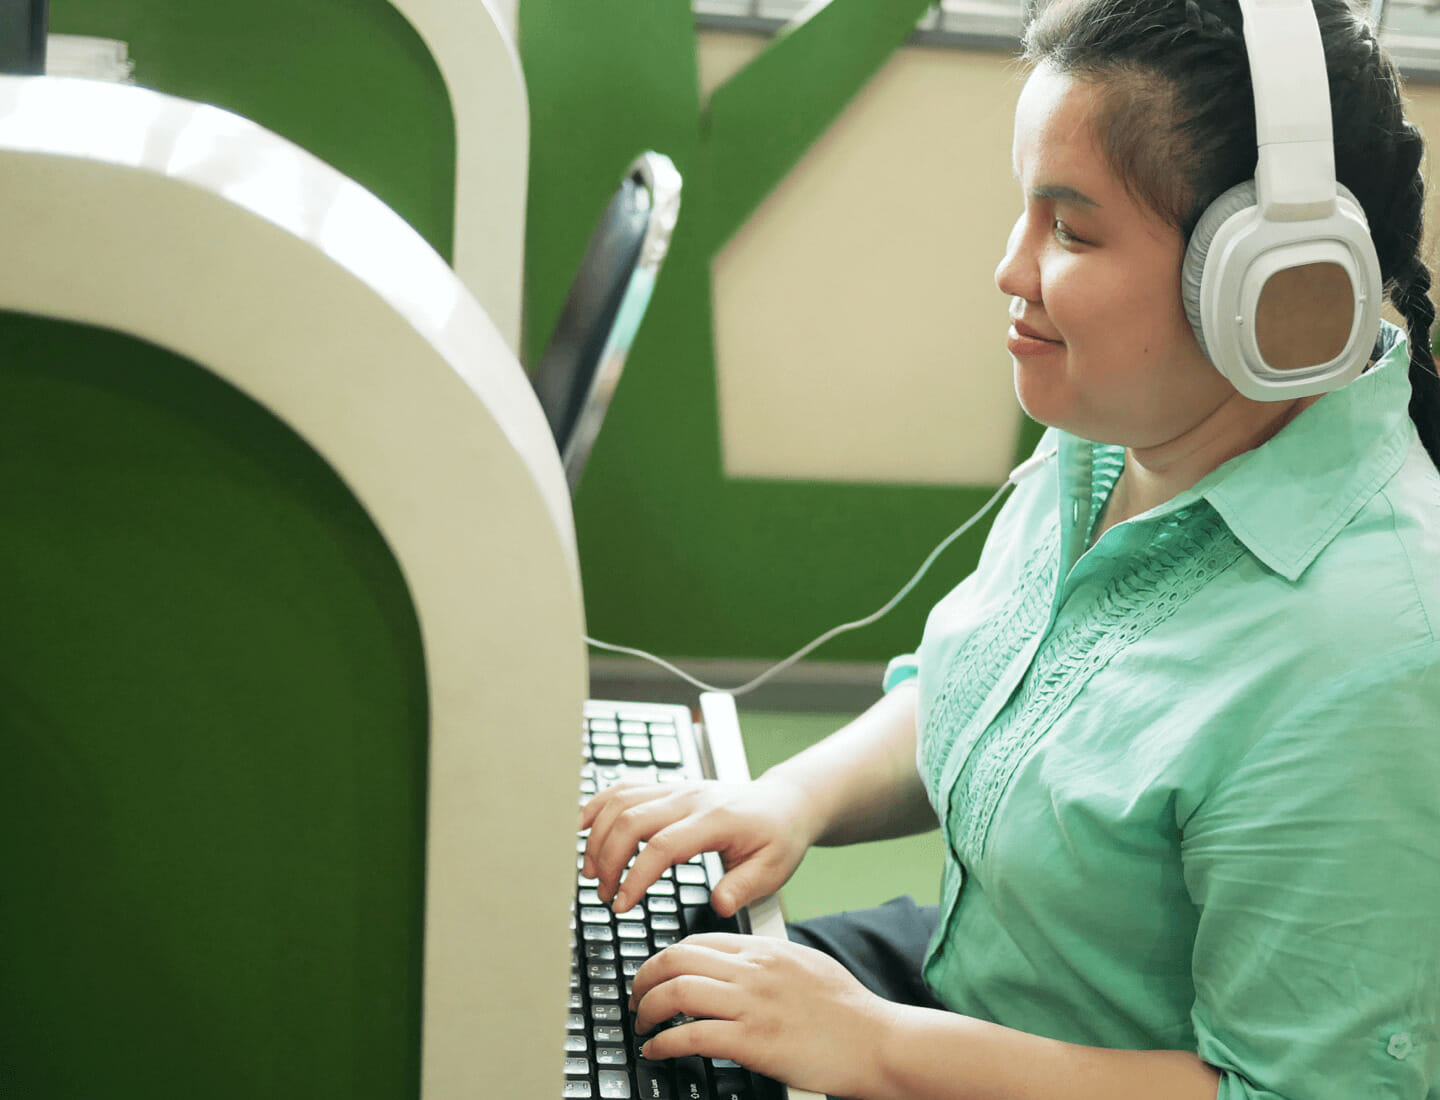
[883,654,918,692]
[1181,641,1440,1100]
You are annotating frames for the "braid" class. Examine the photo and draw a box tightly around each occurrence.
[1394,258,1440,471]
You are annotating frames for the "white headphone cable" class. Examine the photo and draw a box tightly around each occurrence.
[584,447,1058,698]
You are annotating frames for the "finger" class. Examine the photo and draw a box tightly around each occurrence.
[632,973,741,1037]
[578,777,653,832]
[582,784,670,888]
[710,856,781,917]
[638,1017,738,1063]
[591,795,690,902]
[629,938,747,1010]
[612,823,711,913]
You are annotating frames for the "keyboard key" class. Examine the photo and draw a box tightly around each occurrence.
[567,1013,586,1032]
[587,962,618,982]
[651,915,681,933]
[673,1056,710,1100]
[645,879,676,897]
[596,1045,628,1066]
[617,923,648,941]
[652,934,678,949]
[678,885,710,906]
[621,733,651,749]
[593,745,624,764]
[637,1059,675,1099]
[623,747,654,766]
[674,865,708,886]
[565,1056,591,1077]
[565,1034,589,1054]
[591,983,622,1002]
[593,1025,625,1044]
[708,1059,754,1100]
[584,925,616,942]
[599,1069,634,1098]
[679,881,714,904]
[650,737,683,766]
[580,888,604,906]
[591,1004,623,1023]
[619,941,651,958]
[564,1081,595,1098]
[581,907,612,924]
[647,895,678,914]
[585,942,616,961]
[619,721,648,736]
[713,1065,754,1100]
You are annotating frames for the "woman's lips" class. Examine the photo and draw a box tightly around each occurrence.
[1007,318,1064,357]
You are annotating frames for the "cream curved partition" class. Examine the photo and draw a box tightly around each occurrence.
[0,75,583,1099]
[383,0,528,354]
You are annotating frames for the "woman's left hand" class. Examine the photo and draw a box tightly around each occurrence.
[629,933,894,1099]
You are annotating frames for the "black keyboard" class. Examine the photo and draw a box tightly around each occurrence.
[568,705,783,1100]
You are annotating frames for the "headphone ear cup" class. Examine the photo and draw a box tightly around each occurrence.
[1182,179,1258,363]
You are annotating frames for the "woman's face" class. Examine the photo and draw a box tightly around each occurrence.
[995,65,1233,446]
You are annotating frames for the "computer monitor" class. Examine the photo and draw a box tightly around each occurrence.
[0,76,583,1099]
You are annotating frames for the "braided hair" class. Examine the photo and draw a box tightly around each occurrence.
[1025,0,1440,473]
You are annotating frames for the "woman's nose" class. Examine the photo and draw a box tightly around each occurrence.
[994,215,1039,302]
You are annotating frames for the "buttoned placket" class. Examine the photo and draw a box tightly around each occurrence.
[925,434,1106,978]
[924,433,1214,986]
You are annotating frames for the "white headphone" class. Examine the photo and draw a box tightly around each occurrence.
[1181,0,1382,401]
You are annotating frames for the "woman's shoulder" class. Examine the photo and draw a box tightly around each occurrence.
[1308,434,1440,648]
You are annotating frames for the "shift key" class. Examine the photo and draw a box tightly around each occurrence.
[673,1056,710,1100]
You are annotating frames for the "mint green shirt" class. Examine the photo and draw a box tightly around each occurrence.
[887,325,1440,1098]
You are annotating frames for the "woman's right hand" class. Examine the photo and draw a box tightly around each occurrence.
[578,777,821,918]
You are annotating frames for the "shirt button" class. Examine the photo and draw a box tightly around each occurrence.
[1387,1033,1414,1060]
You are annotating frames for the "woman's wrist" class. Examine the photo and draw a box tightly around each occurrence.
[754,763,838,849]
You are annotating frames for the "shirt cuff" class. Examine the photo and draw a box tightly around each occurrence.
[883,655,918,693]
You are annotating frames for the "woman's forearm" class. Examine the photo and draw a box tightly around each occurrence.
[761,681,936,847]
[860,1004,1220,1100]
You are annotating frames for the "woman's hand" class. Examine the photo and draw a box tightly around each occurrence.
[630,933,893,1099]
[579,778,820,916]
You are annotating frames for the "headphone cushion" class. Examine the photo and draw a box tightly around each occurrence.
[1182,181,1373,365]
[1181,180,1258,362]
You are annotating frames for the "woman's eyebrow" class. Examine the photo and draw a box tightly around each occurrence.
[1011,168,1100,209]
[1031,183,1100,208]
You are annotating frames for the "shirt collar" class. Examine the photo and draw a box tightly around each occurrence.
[1059,322,1416,583]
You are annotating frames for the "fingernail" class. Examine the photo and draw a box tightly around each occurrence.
[613,890,629,912]
[639,1041,651,1058]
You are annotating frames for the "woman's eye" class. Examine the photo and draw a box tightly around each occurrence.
[1053,219,1080,244]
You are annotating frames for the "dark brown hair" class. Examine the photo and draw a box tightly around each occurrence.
[1025,0,1440,472]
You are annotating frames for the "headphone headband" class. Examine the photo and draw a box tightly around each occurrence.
[1239,0,1337,219]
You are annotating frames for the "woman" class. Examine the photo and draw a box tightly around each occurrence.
[580,1,1440,1096]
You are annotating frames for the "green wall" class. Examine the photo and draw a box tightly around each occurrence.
[43,0,1034,670]
[520,1,1040,664]
[50,0,456,259]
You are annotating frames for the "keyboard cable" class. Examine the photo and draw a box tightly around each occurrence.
[584,447,1058,698]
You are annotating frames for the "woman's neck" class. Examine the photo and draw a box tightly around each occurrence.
[1093,392,1320,541]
